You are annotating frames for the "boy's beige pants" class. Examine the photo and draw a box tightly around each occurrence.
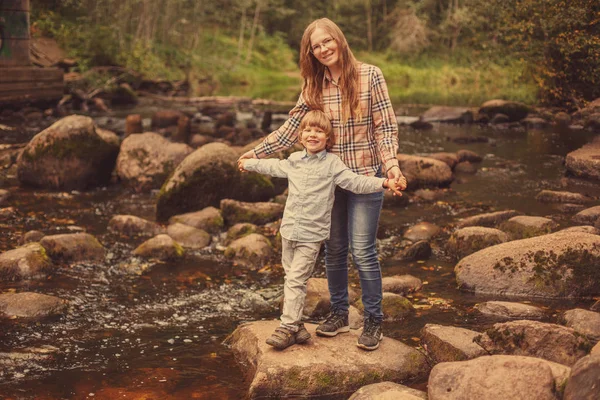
[280,238,322,332]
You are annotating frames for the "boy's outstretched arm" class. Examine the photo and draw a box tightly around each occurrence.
[239,158,289,178]
[332,157,406,196]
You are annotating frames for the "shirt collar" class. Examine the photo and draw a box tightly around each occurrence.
[302,149,328,160]
[323,68,338,86]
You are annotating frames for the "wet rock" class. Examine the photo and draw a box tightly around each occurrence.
[151,110,185,129]
[356,293,414,321]
[168,206,224,234]
[455,231,600,298]
[303,278,359,319]
[479,99,531,122]
[499,215,558,239]
[456,149,483,163]
[522,117,549,129]
[565,137,600,181]
[132,234,185,260]
[0,207,17,219]
[224,233,273,268]
[554,112,571,127]
[421,106,473,124]
[396,154,454,189]
[108,215,165,237]
[454,161,477,174]
[125,114,143,136]
[0,189,9,206]
[394,240,431,261]
[428,355,570,400]
[156,143,278,221]
[553,203,586,213]
[490,113,510,124]
[0,292,67,318]
[474,301,546,320]
[562,308,600,342]
[381,275,423,295]
[167,223,211,250]
[421,324,487,363]
[475,320,590,366]
[572,205,600,225]
[0,243,52,281]
[116,132,193,192]
[447,227,509,260]
[349,382,427,400]
[20,230,45,244]
[220,199,284,226]
[40,233,105,264]
[226,223,259,244]
[225,320,429,399]
[240,291,274,314]
[17,115,120,190]
[584,113,600,132]
[403,222,440,242]
[174,115,191,143]
[456,210,520,228]
[564,354,600,400]
[413,188,449,202]
[535,190,594,204]
[426,153,458,169]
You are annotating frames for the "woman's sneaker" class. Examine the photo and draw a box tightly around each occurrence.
[315,313,350,337]
[357,317,383,350]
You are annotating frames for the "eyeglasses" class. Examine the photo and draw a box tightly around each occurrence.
[310,37,336,54]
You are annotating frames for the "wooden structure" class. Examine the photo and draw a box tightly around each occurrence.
[0,0,63,106]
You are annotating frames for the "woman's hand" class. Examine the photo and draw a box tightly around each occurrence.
[387,166,407,191]
[383,178,404,196]
[237,150,257,173]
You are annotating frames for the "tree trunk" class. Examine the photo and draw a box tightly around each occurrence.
[237,6,248,63]
[366,0,373,52]
[245,0,263,64]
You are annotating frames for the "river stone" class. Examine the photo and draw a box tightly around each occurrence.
[17,115,119,190]
[40,233,105,264]
[447,227,509,260]
[0,207,16,219]
[0,243,52,281]
[565,137,600,181]
[0,292,68,318]
[554,112,571,127]
[475,320,590,366]
[403,222,440,242]
[108,215,165,237]
[421,324,487,363]
[151,110,186,129]
[220,199,284,226]
[96,127,120,148]
[156,142,278,221]
[456,210,520,228]
[499,215,558,239]
[132,234,184,260]
[224,233,273,268]
[166,223,211,250]
[393,241,431,261]
[427,355,570,400]
[356,293,414,321]
[559,225,599,235]
[455,231,600,298]
[168,206,224,234]
[535,190,594,204]
[572,205,600,225]
[225,320,430,399]
[427,152,458,169]
[479,99,530,121]
[593,342,600,356]
[303,278,359,318]
[490,113,510,125]
[456,150,483,163]
[349,381,427,400]
[0,189,9,206]
[348,305,363,329]
[564,354,600,400]
[226,223,259,244]
[381,275,423,295]
[474,301,546,320]
[421,106,473,124]
[21,230,45,244]
[396,154,454,189]
[453,161,477,174]
[116,132,193,192]
[0,292,67,318]
[562,308,600,342]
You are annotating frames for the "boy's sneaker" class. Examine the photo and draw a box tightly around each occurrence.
[295,324,311,344]
[316,313,350,337]
[266,327,296,350]
[357,317,383,350]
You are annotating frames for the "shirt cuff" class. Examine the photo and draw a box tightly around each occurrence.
[384,158,400,173]
[244,159,260,171]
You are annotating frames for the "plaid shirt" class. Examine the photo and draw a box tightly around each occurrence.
[253,62,399,176]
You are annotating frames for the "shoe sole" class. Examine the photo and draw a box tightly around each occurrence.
[356,333,383,351]
[266,338,295,350]
[315,326,350,337]
[296,334,311,344]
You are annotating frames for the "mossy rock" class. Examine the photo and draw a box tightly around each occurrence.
[156,142,278,221]
[480,99,531,122]
[356,292,414,321]
[0,243,53,281]
[133,234,185,260]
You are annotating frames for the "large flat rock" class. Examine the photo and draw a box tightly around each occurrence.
[225,320,430,399]
[565,136,600,180]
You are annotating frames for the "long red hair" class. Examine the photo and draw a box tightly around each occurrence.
[299,18,361,124]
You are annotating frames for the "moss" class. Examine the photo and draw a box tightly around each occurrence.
[173,242,185,257]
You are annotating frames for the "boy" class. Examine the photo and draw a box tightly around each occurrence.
[238,110,406,350]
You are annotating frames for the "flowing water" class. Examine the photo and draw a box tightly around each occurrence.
[0,108,598,399]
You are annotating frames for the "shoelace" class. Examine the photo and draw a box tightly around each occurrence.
[363,318,379,335]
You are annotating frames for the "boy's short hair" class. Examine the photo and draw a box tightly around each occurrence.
[299,110,333,138]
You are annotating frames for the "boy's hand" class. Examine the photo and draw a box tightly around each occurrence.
[237,158,248,172]
[387,166,408,190]
[384,178,404,197]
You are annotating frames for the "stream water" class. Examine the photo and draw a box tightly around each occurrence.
[0,107,598,399]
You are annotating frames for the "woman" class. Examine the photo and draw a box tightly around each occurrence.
[238,18,405,351]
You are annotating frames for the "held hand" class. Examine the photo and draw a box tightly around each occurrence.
[237,159,247,173]
[387,166,407,191]
[384,178,404,197]
[237,150,257,173]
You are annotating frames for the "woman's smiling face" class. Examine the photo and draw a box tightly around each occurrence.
[310,27,340,70]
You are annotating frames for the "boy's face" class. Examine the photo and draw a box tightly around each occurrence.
[300,125,328,155]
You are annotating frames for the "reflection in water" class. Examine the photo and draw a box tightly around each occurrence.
[1,118,598,398]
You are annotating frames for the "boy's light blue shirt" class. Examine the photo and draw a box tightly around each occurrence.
[244,149,385,242]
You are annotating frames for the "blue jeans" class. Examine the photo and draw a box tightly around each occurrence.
[325,187,384,322]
